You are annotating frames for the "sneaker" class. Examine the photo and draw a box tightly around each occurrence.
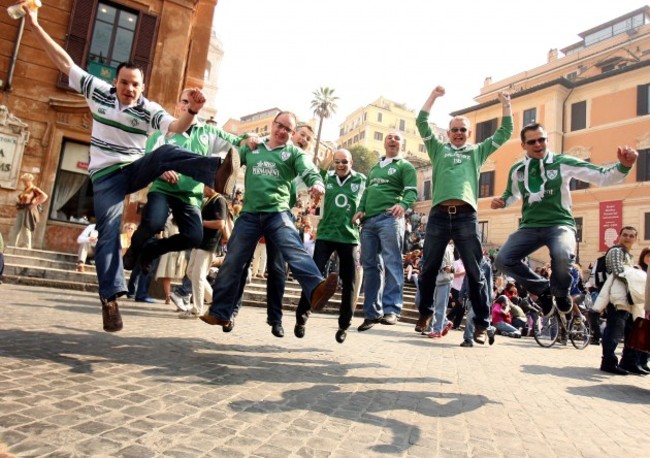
[427,331,442,338]
[170,291,189,312]
[473,326,487,345]
[214,148,240,195]
[380,313,398,325]
[135,297,156,304]
[487,327,496,346]
[102,299,123,332]
[555,296,573,314]
[535,291,555,317]
[460,339,473,347]
[441,321,453,337]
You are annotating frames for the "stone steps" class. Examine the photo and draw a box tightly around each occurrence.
[3,246,419,323]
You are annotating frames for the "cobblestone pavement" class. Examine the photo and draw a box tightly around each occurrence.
[1,284,649,457]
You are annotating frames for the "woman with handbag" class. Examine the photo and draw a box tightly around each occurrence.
[9,173,48,249]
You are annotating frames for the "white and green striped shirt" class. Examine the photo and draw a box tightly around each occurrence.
[68,65,175,181]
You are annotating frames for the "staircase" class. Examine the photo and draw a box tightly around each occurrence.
[2,246,419,323]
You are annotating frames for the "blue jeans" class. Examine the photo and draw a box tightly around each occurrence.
[127,259,157,300]
[495,225,576,297]
[92,144,220,300]
[418,208,490,328]
[494,321,520,334]
[360,213,404,319]
[431,282,452,333]
[129,192,203,263]
[207,211,324,321]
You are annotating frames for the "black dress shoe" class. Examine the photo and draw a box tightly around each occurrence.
[600,365,629,375]
[640,364,650,372]
[294,324,305,338]
[620,364,649,375]
[223,318,235,333]
[271,322,284,338]
[358,318,381,332]
[335,329,347,343]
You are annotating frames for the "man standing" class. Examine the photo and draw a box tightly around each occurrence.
[24,8,238,332]
[200,112,338,329]
[492,123,638,318]
[123,89,248,275]
[294,149,366,343]
[598,227,647,375]
[352,133,418,331]
[415,86,513,345]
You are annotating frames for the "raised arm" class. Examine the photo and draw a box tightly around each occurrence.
[168,88,206,134]
[420,86,445,114]
[24,7,74,76]
[497,91,512,117]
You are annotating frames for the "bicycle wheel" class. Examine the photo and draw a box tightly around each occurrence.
[534,313,560,347]
[569,315,591,350]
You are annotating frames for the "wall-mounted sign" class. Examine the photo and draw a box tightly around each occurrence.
[0,105,30,190]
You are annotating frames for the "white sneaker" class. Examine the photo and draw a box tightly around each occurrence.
[170,292,188,312]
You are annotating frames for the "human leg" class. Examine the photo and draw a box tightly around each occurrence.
[337,243,359,331]
[295,239,335,336]
[601,307,628,369]
[432,282,452,333]
[265,239,286,326]
[546,225,577,300]
[359,215,384,322]
[374,214,404,317]
[495,228,548,296]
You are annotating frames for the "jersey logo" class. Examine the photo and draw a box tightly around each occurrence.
[199,134,208,145]
[98,108,106,115]
[387,167,397,175]
[131,118,139,128]
[326,183,334,189]
[351,183,359,192]
[546,170,558,180]
[281,151,290,161]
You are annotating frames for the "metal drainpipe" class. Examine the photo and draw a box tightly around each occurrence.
[4,17,26,92]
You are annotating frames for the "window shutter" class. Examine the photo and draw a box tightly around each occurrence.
[637,84,649,116]
[57,0,97,89]
[132,12,159,92]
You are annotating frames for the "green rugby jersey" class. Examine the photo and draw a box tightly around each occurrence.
[416,111,513,209]
[358,157,417,219]
[239,140,323,213]
[146,123,243,207]
[317,169,367,244]
[502,151,630,229]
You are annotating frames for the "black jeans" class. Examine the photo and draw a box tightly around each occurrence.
[601,305,640,368]
[296,240,359,330]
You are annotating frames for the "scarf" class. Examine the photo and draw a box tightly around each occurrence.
[523,155,546,203]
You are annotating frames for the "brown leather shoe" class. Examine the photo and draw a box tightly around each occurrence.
[473,326,487,345]
[102,299,123,332]
[310,272,338,311]
[214,148,240,195]
[414,314,432,333]
[200,314,232,327]
[76,262,85,273]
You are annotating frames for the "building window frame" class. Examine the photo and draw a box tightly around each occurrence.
[637,148,650,182]
[478,170,495,198]
[49,140,94,224]
[637,83,650,116]
[475,118,497,143]
[570,100,587,131]
[523,108,537,126]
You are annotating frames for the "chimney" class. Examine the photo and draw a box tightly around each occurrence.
[483,76,492,87]
[548,48,559,62]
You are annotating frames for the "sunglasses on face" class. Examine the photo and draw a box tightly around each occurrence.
[450,127,468,133]
[525,137,547,146]
[334,159,349,165]
[274,121,294,134]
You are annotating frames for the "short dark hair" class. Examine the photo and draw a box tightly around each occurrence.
[520,123,544,143]
[116,61,145,79]
[296,123,314,134]
[619,226,638,236]
[273,111,297,124]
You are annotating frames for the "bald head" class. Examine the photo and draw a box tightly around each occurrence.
[333,149,353,177]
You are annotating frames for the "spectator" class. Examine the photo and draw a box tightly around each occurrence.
[76,220,98,272]
[491,296,522,338]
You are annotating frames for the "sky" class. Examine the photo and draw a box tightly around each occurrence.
[211,0,647,140]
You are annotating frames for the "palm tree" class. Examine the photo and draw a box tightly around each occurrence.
[310,87,339,164]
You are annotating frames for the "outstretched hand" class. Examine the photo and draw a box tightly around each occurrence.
[491,197,505,209]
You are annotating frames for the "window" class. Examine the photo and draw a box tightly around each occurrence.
[566,71,578,81]
[423,180,431,201]
[377,112,383,123]
[353,134,359,143]
[475,118,497,143]
[418,144,425,153]
[637,148,650,182]
[363,112,367,121]
[399,119,406,131]
[638,83,650,116]
[50,140,94,223]
[374,131,383,141]
[339,127,344,136]
[574,217,583,243]
[601,64,616,73]
[571,101,587,131]
[401,139,406,152]
[478,171,494,198]
[58,0,158,88]
[359,131,365,140]
[478,221,488,244]
[645,213,650,240]
[523,108,536,126]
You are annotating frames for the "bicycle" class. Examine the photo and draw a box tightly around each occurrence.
[533,303,591,349]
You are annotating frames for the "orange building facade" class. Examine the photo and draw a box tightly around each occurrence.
[416,7,650,266]
[0,0,217,253]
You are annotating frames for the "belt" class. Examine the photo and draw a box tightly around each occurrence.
[433,204,474,215]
